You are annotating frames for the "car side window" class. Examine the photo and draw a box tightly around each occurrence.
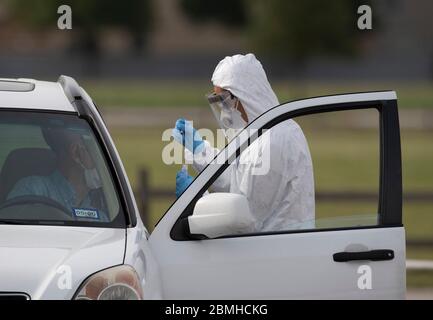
[206,107,380,234]
[295,108,380,230]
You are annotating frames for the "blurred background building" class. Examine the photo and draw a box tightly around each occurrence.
[0,0,432,80]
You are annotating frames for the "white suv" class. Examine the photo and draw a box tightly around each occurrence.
[0,76,405,299]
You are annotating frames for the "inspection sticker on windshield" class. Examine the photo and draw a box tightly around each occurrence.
[72,208,100,220]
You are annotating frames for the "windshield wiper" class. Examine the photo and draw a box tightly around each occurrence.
[0,219,67,226]
[0,219,32,225]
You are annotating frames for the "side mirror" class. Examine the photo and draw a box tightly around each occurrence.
[188,193,255,239]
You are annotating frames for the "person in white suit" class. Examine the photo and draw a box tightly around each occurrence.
[173,53,315,232]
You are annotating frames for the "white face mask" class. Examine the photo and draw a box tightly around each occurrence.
[83,168,102,190]
[207,91,248,141]
[75,157,102,190]
[220,106,247,141]
[220,103,247,129]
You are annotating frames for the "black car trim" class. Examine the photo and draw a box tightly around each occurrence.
[72,98,136,227]
[59,75,137,227]
[0,292,31,300]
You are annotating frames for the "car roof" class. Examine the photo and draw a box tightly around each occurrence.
[0,78,75,112]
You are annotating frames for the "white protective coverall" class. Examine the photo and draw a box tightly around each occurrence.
[185,54,315,232]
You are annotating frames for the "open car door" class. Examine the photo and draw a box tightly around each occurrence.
[150,91,405,299]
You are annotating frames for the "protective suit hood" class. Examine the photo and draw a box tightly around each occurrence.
[211,53,279,123]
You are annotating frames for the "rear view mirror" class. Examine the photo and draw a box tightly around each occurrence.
[188,193,255,239]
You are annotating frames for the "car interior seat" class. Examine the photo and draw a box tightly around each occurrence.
[0,148,57,203]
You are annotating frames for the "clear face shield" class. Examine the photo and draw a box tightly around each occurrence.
[206,91,247,141]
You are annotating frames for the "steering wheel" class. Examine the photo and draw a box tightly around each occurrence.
[0,195,74,221]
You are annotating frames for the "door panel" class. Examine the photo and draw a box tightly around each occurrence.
[151,227,405,299]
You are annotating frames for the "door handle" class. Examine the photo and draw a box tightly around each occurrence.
[333,249,394,262]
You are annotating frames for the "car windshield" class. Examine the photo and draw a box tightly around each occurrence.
[0,111,125,227]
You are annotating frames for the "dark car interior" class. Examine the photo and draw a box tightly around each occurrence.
[0,148,57,203]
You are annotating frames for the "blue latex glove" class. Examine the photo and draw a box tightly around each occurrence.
[172,118,204,154]
[176,166,194,198]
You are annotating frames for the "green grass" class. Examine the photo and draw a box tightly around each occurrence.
[83,80,433,109]
[406,271,433,288]
[84,80,212,108]
[401,131,433,191]
[406,247,433,288]
[110,127,179,189]
[407,247,433,260]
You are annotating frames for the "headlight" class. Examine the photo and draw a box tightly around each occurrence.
[74,265,143,300]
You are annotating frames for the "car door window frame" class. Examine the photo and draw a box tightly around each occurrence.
[167,92,402,240]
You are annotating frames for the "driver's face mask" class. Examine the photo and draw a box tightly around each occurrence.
[74,144,102,190]
[206,90,247,141]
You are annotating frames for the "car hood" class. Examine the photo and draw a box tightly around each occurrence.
[0,225,125,300]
